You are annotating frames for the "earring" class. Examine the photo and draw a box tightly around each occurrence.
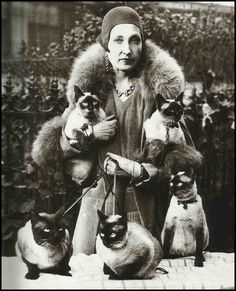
[105,53,113,72]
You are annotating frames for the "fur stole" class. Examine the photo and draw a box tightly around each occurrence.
[66,40,185,104]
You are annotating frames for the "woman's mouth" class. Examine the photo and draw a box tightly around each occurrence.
[119,58,133,63]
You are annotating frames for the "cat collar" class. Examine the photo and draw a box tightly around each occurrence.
[163,120,179,128]
[177,197,198,209]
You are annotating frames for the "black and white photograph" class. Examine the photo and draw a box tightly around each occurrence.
[2,1,234,289]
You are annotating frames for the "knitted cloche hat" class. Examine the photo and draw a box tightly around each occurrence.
[97,6,144,50]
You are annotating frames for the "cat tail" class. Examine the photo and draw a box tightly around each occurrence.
[31,116,66,168]
[161,142,203,176]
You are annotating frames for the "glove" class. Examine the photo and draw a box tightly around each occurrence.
[104,152,142,179]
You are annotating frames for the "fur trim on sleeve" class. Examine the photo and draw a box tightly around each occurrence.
[31,116,66,167]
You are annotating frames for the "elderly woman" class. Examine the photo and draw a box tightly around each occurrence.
[32,6,184,255]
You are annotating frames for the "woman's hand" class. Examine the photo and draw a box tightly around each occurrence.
[93,115,117,141]
[104,152,142,178]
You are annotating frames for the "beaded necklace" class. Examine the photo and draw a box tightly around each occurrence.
[114,84,135,98]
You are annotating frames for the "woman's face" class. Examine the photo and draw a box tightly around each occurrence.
[107,24,143,72]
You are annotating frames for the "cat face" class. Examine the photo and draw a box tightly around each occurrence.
[97,210,127,248]
[74,85,100,119]
[30,208,68,247]
[169,171,194,199]
[156,93,184,124]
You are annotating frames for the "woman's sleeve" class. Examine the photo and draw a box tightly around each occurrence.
[135,162,159,187]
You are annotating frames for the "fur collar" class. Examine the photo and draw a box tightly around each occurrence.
[66,40,185,105]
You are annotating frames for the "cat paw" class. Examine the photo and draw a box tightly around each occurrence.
[69,139,78,145]
[25,272,39,280]
[58,271,72,277]
[109,274,121,280]
[201,254,205,262]
[64,272,72,277]
[194,259,204,267]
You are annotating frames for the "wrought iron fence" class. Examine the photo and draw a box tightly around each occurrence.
[1,72,82,255]
[1,69,234,255]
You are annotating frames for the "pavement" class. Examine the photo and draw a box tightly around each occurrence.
[2,252,234,289]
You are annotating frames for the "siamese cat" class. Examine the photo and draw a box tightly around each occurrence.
[144,93,186,144]
[64,85,106,187]
[161,171,209,267]
[141,92,202,179]
[65,85,106,144]
[15,208,72,279]
[96,209,163,279]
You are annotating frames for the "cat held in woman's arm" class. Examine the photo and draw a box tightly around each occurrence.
[64,85,106,187]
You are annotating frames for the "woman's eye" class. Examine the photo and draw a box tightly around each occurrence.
[110,233,116,238]
[131,37,140,44]
[114,38,123,44]
[43,229,50,233]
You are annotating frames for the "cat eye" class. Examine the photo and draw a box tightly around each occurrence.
[43,229,50,233]
[110,233,116,238]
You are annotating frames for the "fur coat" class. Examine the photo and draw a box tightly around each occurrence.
[32,40,184,166]
[31,40,185,255]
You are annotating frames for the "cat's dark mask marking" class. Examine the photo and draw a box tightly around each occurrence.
[156,93,184,123]
[74,85,101,119]
[97,210,128,248]
[30,207,67,246]
[169,171,195,201]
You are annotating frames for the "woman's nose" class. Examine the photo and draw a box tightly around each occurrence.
[121,43,131,55]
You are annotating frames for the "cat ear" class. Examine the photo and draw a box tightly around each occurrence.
[97,209,107,220]
[90,89,98,97]
[176,92,184,103]
[74,85,84,101]
[54,207,65,219]
[155,93,166,111]
[30,209,41,223]
[187,167,195,181]
[155,94,167,111]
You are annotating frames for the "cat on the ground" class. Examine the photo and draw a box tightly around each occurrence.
[96,209,163,279]
[161,171,209,267]
[15,208,72,279]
